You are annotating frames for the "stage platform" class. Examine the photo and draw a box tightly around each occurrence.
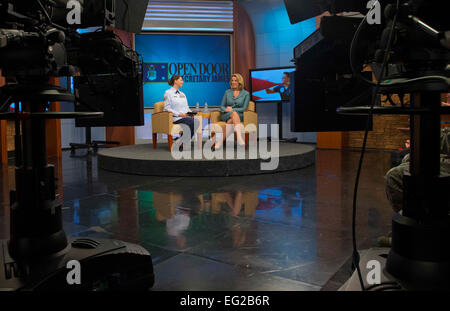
[98,142,315,177]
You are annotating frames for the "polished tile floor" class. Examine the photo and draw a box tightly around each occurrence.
[0,148,395,290]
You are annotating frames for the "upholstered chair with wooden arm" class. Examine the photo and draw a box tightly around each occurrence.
[151,101,202,151]
[210,101,257,148]
[211,191,258,217]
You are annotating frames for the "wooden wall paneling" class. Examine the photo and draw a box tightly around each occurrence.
[317,132,343,149]
[0,71,7,163]
[0,121,6,164]
[233,1,256,89]
[443,114,450,129]
[1,75,62,159]
[46,77,62,158]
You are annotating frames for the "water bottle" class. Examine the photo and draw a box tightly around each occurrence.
[203,102,208,113]
[196,102,200,112]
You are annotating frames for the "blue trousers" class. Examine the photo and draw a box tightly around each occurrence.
[174,117,200,138]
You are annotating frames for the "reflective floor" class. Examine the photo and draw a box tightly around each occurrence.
[0,148,394,290]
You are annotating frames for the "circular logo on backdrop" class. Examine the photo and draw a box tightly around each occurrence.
[148,65,156,81]
[143,63,168,83]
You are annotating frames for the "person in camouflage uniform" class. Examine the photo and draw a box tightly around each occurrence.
[385,127,450,213]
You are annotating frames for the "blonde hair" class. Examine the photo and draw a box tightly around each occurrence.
[230,73,245,90]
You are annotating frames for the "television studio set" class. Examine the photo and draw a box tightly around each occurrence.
[0,0,449,299]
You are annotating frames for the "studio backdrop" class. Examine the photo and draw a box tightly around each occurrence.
[135,33,232,108]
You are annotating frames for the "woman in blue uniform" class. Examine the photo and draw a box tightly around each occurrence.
[164,75,200,139]
[215,73,250,149]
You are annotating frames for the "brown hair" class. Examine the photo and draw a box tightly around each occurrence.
[230,73,245,90]
[169,75,182,86]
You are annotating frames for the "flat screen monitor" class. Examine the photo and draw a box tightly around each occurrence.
[249,67,296,103]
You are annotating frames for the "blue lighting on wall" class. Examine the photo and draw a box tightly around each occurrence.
[241,1,316,68]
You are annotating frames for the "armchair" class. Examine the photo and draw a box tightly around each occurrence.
[151,101,202,151]
[210,101,257,149]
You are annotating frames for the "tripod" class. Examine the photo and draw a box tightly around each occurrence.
[385,88,450,290]
[69,126,120,154]
[69,97,120,154]
[0,81,154,290]
[339,79,450,290]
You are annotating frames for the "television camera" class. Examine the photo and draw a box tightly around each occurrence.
[285,0,450,290]
[0,0,154,290]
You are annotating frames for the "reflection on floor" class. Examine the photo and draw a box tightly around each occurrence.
[0,149,394,290]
